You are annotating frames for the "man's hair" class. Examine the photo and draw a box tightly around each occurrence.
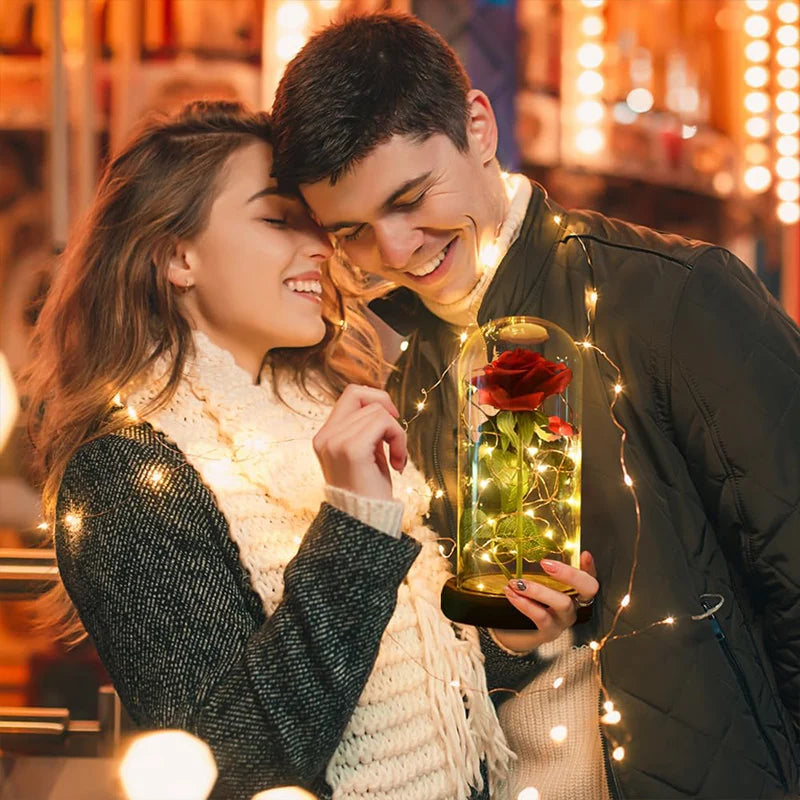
[272,12,472,187]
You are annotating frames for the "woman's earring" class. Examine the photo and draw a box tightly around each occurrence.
[182,278,193,293]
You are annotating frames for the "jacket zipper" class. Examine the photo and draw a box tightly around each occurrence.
[701,600,788,791]
[597,690,623,799]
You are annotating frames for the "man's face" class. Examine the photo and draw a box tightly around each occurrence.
[301,131,503,307]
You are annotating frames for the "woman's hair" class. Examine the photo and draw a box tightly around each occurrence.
[24,99,385,640]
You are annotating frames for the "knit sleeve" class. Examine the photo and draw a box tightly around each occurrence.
[55,429,421,800]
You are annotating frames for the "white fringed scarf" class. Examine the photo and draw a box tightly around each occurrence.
[128,332,512,800]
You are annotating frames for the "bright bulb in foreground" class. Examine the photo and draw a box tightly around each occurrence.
[120,730,217,800]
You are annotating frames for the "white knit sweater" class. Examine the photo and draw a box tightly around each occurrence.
[127,332,513,800]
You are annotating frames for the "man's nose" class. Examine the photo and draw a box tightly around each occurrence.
[373,218,424,271]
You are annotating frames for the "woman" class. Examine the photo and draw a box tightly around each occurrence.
[26,101,597,800]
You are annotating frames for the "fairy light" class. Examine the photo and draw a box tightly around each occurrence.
[549,725,568,743]
[399,340,409,352]
[664,616,675,625]
[517,788,540,800]
[127,405,138,422]
[602,709,622,724]
[620,593,631,608]
[37,521,49,531]
[434,489,445,499]
[459,331,468,344]
[623,473,634,487]
[553,677,564,689]
[614,383,622,394]
[479,479,491,489]
[589,640,600,651]
[603,700,614,712]
[773,4,800,224]
[612,746,625,761]
[150,469,163,487]
[64,513,82,533]
[744,6,773,195]
[112,393,123,407]
[527,446,539,456]
[416,401,425,412]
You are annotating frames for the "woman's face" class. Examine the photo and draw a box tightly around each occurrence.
[170,140,332,378]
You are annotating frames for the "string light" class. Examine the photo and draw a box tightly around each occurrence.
[549,725,568,743]
[37,522,49,531]
[127,405,138,422]
[517,788,540,800]
[64,513,82,533]
[399,340,409,352]
[612,746,626,761]
[620,594,631,608]
[602,709,622,724]
[434,489,445,499]
[664,616,675,625]
[743,4,773,196]
[553,677,564,689]
[613,383,622,394]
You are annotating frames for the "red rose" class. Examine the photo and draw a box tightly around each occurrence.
[548,415,574,437]
[471,348,572,411]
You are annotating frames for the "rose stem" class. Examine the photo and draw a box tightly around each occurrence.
[515,427,524,579]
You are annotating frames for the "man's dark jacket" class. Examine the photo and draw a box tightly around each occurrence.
[374,182,800,799]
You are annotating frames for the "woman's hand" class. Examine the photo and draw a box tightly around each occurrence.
[313,384,407,501]
[490,551,599,653]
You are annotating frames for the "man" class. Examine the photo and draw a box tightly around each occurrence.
[272,12,800,799]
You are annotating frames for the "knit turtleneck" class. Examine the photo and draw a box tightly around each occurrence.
[422,174,532,327]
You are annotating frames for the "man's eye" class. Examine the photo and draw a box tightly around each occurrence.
[397,192,427,210]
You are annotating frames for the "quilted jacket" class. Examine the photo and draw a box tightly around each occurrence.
[374,181,800,799]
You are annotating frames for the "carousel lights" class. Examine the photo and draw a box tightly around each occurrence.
[743,5,774,196]
[773,3,800,225]
[574,0,606,155]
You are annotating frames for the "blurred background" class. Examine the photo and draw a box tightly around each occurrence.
[0,1,798,797]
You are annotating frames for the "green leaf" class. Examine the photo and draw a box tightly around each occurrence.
[516,412,537,448]
[496,411,517,442]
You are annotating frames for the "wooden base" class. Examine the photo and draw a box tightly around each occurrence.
[440,577,593,629]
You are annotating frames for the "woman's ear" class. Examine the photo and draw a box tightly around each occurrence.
[166,241,196,290]
[466,89,499,166]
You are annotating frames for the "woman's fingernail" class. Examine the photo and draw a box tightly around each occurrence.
[515,579,527,591]
[541,559,558,573]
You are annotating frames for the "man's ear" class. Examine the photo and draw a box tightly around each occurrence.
[166,241,197,290]
[466,89,499,165]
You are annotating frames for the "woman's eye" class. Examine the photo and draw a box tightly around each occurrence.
[262,217,288,227]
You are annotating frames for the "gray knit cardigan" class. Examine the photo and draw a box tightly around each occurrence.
[54,424,536,800]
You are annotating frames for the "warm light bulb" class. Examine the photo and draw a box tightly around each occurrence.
[614,383,623,394]
[777,47,800,69]
[582,340,592,349]
[778,69,800,89]
[553,215,562,225]
[460,331,468,343]
[589,640,600,650]
[416,401,426,411]
[276,1,310,30]
[745,40,771,62]
[778,24,800,47]
[744,165,773,192]
[777,91,800,113]
[577,70,604,95]
[623,474,634,487]
[777,113,800,135]
[589,289,598,305]
[581,15,605,37]
[745,65,769,88]
[553,677,564,689]
[744,14,770,38]
[778,202,800,224]
[603,701,614,712]
[745,91,770,114]
[37,522,49,531]
[119,730,217,800]
[576,128,605,154]
[620,594,631,607]
[64,513,82,532]
[745,116,770,138]
[517,788,541,800]
[602,710,622,724]
[777,2,800,24]
[127,406,138,421]
[612,746,626,761]
[777,181,800,202]
[777,134,800,156]
[399,340,409,352]
[627,88,654,114]
[112,393,123,407]
[434,489,445,499]
[665,616,675,625]
[576,99,605,125]
[776,156,800,180]
[577,43,605,70]
[276,33,306,62]
[150,469,163,487]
